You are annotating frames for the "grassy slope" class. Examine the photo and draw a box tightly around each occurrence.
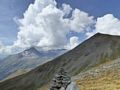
[1,33,120,90]
[75,58,120,90]
[39,58,120,90]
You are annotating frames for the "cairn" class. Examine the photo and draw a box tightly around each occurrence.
[50,68,71,90]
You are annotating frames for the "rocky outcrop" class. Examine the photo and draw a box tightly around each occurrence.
[50,68,71,90]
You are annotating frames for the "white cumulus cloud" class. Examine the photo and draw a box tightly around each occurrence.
[70,9,94,33]
[13,0,94,51]
[2,0,120,57]
[0,41,12,57]
[86,14,120,37]
[0,0,94,56]
[66,36,79,49]
[95,14,120,35]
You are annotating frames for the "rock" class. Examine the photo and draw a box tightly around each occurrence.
[50,68,71,90]
[66,82,79,90]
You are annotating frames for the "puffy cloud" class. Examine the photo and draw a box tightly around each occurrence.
[66,36,79,49]
[2,5,120,58]
[0,0,96,56]
[86,14,120,37]
[95,14,120,35]
[15,3,68,50]
[0,41,11,56]
[13,0,94,51]
[62,4,72,16]
[70,9,94,32]
[3,0,120,57]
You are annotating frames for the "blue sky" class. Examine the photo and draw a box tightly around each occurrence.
[0,0,34,45]
[0,0,120,46]
[57,0,120,18]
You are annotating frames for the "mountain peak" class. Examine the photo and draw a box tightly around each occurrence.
[25,47,36,52]
[95,32,102,35]
[93,33,120,38]
[22,47,40,57]
[93,33,110,37]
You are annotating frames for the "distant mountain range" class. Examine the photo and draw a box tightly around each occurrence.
[0,33,120,90]
[0,47,67,80]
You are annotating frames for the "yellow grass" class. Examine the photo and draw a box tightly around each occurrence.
[76,69,120,90]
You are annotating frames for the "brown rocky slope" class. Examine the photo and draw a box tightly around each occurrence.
[0,33,120,90]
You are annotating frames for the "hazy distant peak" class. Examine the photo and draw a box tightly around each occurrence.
[21,47,40,57]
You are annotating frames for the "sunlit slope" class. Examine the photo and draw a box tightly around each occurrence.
[75,58,120,90]
[1,33,120,90]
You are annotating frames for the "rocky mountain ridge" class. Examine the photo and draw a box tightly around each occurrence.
[0,33,120,90]
[0,47,66,80]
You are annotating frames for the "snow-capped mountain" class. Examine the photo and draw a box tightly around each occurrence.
[0,47,67,80]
